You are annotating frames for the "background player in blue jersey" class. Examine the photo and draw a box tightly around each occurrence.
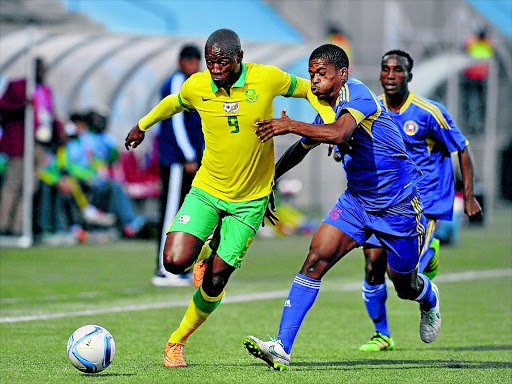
[357,50,483,352]
[152,44,205,287]
[243,44,441,370]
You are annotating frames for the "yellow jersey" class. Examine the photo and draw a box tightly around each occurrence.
[139,62,334,202]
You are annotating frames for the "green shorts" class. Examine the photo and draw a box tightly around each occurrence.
[168,187,268,268]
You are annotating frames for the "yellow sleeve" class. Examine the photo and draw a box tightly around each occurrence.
[138,94,186,131]
[292,76,336,124]
[345,108,366,125]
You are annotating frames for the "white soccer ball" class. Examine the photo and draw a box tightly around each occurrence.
[67,324,115,373]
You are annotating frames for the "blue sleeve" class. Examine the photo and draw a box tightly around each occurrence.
[339,82,378,122]
[428,102,467,153]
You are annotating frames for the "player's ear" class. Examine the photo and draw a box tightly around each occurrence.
[340,67,348,80]
[408,73,413,82]
[237,50,244,64]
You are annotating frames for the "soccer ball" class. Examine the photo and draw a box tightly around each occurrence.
[67,324,115,373]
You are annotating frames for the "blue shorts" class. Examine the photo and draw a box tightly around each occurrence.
[365,218,436,273]
[322,190,429,274]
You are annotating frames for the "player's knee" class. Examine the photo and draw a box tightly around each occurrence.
[162,249,189,275]
[300,250,330,279]
[162,261,182,275]
[364,263,386,285]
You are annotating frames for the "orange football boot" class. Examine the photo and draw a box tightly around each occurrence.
[163,342,187,368]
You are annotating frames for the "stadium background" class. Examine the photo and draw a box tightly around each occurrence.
[0,0,511,247]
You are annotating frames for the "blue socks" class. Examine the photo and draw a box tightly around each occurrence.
[362,281,390,337]
[278,273,320,354]
[415,273,437,310]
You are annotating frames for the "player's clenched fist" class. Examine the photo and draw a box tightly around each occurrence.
[125,124,145,150]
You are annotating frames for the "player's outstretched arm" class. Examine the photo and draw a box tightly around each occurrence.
[275,139,312,181]
[261,139,314,229]
[262,190,278,227]
[124,94,186,150]
[458,145,483,221]
[256,109,357,145]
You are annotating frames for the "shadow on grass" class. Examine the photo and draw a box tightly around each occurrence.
[80,373,135,377]
[287,358,512,371]
[432,345,512,352]
[240,345,512,371]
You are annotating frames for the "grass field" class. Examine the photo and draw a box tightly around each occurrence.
[1,204,511,384]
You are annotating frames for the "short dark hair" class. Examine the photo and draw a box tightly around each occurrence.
[179,44,201,60]
[205,29,241,56]
[309,44,349,70]
[69,112,85,123]
[381,50,414,72]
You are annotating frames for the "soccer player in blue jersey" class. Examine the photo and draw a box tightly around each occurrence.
[356,50,482,352]
[243,44,441,370]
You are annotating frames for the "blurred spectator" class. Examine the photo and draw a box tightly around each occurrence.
[66,112,145,237]
[36,118,117,244]
[0,57,60,237]
[152,44,204,287]
[85,109,119,171]
[462,28,494,134]
[0,78,26,236]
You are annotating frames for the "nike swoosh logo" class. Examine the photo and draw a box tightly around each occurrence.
[268,345,287,360]
[202,97,214,101]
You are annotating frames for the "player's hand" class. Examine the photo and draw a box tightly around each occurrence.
[328,136,354,162]
[327,145,343,162]
[125,124,145,150]
[255,109,291,143]
[184,161,198,174]
[465,196,483,222]
[262,190,279,227]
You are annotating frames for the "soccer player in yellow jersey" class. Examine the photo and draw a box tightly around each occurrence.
[124,28,334,368]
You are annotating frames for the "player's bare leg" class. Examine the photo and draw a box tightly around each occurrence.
[163,231,204,275]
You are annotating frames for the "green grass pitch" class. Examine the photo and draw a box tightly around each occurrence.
[1,204,511,383]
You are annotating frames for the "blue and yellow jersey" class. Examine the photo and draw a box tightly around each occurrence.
[314,78,420,211]
[379,92,468,220]
[139,62,334,202]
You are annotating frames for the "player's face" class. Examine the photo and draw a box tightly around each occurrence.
[380,55,411,96]
[180,58,200,76]
[309,59,346,105]
[205,45,242,89]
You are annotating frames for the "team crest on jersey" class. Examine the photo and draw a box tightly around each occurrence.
[178,214,191,224]
[403,120,419,136]
[245,89,259,103]
[223,102,239,114]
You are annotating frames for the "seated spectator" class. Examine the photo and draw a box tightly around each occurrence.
[66,112,146,237]
[37,120,116,244]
